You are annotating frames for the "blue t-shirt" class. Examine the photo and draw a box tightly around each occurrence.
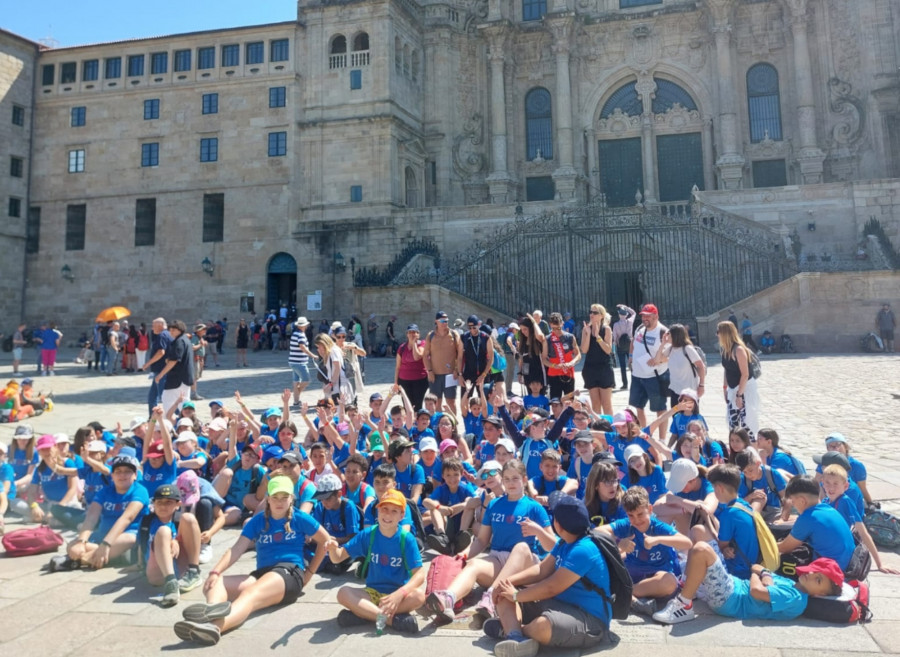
[551,536,611,624]
[522,394,550,412]
[345,481,376,510]
[529,474,569,496]
[566,457,592,499]
[140,459,178,496]
[824,494,863,528]
[739,467,786,510]
[484,495,550,553]
[768,448,805,476]
[674,453,709,467]
[175,450,208,476]
[668,413,708,439]
[241,511,320,570]
[293,477,318,508]
[521,437,558,480]
[429,481,477,506]
[790,502,856,570]
[610,515,679,574]
[464,412,484,442]
[421,457,442,484]
[147,516,177,558]
[394,463,425,499]
[592,496,628,526]
[344,526,423,594]
[631,466,667,504]
[716,498,758,578]
[676,476,714,502]
[712,574,807,620]
[79,466,109,505]
[93,482,150,536]
[224,457,265,508]
[11,448,38,479]
[331,442,351,470]
[605,432,653,471]
[31,459,75,502]
[0,462,17,499]
[312,499,361,539]
[474,440,495,466]
[408,426,435,448]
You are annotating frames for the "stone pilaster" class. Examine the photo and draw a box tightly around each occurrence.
[547,15,578,201]
[482,24,516,203]
[706,0,744,190]
[785,0,825,183]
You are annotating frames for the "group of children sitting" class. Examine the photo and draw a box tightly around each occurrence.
[1,382,893,657]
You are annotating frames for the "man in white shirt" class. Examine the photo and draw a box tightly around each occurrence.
[628,304,668,438]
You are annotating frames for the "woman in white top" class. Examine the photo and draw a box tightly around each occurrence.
[314,333,352,404]
[663,324,706,408]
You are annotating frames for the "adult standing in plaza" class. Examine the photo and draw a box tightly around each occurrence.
[459,314,493,397]
[611,305,635,390]
[289,317,314,406]
[664,324,706,407]
[234,318,250,367]
[12,322,27,377]
[876,303,895,353]
[366,314,379,355]
[629,304,669,437]
[386,315,398,356]
[580,304,614,415]
[717,320,759,440]
[157,321,194,414]
[105,321,121,376]
[424,311,462,414]
[39,322,63,377]
[142,318,173,416]
[542,312,580,400]
[136,322,151,371]
[394,323,428,410]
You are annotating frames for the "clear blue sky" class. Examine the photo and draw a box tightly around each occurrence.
[2,1,296,47]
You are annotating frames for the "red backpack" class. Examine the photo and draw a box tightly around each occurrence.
[426,555,467,612]
[2,525,64,557]
[803,580,872,624]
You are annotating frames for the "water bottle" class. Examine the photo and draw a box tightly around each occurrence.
[375,612,387,635]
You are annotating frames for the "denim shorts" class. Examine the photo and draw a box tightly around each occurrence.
[628,375,669,412]
[291,363,310,384]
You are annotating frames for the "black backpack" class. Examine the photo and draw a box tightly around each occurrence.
[579,529,633,621]
[339,498,365,533]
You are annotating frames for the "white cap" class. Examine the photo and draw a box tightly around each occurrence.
[496,438,517,454]
[87,440,108,453]
[477,460,502,477]
[666,459,699,494]
[419,437,438,453]
[128,416,146,431]
[177,418,194,428]
[623,444,645,464]
[174,430,198,444]
[54,433,71,444]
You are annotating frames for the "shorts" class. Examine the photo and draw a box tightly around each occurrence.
[520,598,608,649]
[428,374,458,400]
[249,562,306,605]
[626,562,671,584]
[41,350,57,367]
[880,329,894,341]
[291,363,311,384]
[583,366,615,390]
[12,347,22,360]
[488,549,540,568]
[701,555,736,609]
[365,587,385,605]
[89,527,137,545]
[629,375,669,412]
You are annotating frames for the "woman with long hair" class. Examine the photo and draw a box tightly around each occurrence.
[664,324,706,408]
[515,317,546,395]
[314,333,350,404]
[394,324,428,411]
[580,304,615,415]
[716,321,759,440]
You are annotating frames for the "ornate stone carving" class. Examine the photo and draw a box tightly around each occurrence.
[597,108,642,135]
[827,78,865,148]
[452,114,485,180]
[784,0,810,26]
[705,0,735,30]
[634,71,657,115]
[745,134,793,160]
[631,25,655,66]
[653,103,703,131]
[826,0,861,84]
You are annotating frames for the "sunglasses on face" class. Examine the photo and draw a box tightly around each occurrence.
[589,311,600,315]
[479,469,499,480]
[437,319,448,324]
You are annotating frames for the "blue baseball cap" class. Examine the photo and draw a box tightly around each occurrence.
[264,406,282,419]
[262,445,285,463]
[209,400,224,408]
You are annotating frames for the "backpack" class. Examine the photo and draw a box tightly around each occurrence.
[491,350,507,373]
[802,580,873,624]
[784,452,807,476]
[579,529,634,621]
[616,330,631,352]
[844,538,872,582]
[701,437,729,463]
[426,555,467,612]
[748,349,762,379]
[684,345,707,378]
[2,525,64,557]
[356,526,411,579]
[864,509,900,548]
[339,498,365,533]
[731,504,780,571]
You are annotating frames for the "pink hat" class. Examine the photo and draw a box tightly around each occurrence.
[439,439,457,454]
[36,434,56,450]
[176,470,201,506]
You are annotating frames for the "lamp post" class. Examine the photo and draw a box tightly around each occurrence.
[61,264,74,282]
[201,257,215,276]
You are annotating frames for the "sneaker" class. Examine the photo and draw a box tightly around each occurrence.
[178,568,202,593]
[652,597,696,625]
[475,590,496,619]
[161,578,180,608]
[425,591,455,625]
[48,555,80,573]
[336,609,370,628]
[631,596,656,616]
[483,617,504,639]
[198,543,213,564]
[174,620,221,646]
[453,530,473,554]
[619,384,628,390]
[494,636,539,657]
[390,613,420,634]
[182,601,232,623]
[426,532,451,555]
[49,371,55,376]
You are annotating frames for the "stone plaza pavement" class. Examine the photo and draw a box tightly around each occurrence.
[1,347,899,657]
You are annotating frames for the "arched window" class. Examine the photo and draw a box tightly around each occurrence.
[353,33,369,51]
[747,63,783,142]
[405,167,419,207]
[600,81,642,118]
[651,78,697,114]
[525,87,553,160]
[330,35,347,54]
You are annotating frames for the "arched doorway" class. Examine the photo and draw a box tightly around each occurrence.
[266,252,297,316]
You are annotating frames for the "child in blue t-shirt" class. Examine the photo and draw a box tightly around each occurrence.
[566,431,596,499]
[601,486,691,614]
[0,441,16,532]
[389,440,425,505]
[522,380,550,412]
[140,410,179,497]
[363,463,415,534]
[418,437,442,487]
[144,484,203,606]
[310,473,362,573]
[735,447,787,523]
[326,489,426,634]
[343,453,377,514]
[624,444,667,504]
[705,464,760,579]
[529,449,577,508]
[423,458,477,554]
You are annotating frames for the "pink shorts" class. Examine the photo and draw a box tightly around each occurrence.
[41,350,57,367]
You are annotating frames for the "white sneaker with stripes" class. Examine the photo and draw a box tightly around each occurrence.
[652,597,696,625]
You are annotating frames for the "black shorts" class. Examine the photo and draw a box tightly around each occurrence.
[582,366,615,390]
[521,598,608,649]
[249,562,305,604]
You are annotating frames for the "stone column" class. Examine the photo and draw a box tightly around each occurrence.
[548,15,578,201]
[706,0,744,189]
[482,24,516,203]
[785,0,825,183]
[635,73,657,203]
[585,127,598,202]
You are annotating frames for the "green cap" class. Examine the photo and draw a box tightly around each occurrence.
[267,476,294,497]
[369,431,385,452]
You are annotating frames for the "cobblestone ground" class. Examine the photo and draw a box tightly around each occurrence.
[1,348,898,656]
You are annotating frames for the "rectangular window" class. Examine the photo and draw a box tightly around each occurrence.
[198,46,215,69]
[522,0,546,21]
[141,143,159,167]
[202,193,224,242]
[105,57,121,79]
[752,159,788,188]
[269,86,286,108]
[10,156,24,178]
[350,185,363,202]
[71,106,86,127]
[200,137,218,162]
[270,39,289,62]
[174,49,191,72]
[135,198,156,247]
[66,204,86,251]
[222,44,239,67]
[60,62,77,83]
[127,54,145,77]
[26,206,40,254]
[68,149,85,173]
[144,98,159,120]
[202,93,218,115]
[42,64,55,86]
[83,59,99,81]
[246,41,264,64]
[620,0,661,6]
[268,131,287,157]
[12,105,25,126]
[526,176,555,201]
[350,69,362,90]
[151,52,168,74]
[8,197,21,218]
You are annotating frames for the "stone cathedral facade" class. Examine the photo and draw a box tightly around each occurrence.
[1,0,898,328]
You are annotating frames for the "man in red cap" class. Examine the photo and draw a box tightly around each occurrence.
[629,304,669,439]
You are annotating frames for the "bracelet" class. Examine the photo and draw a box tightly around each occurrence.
[30,502,39,509]
[512,590,518,603]
[100,540,111,548]
[698,384,704,387]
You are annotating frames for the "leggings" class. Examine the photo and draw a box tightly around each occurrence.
[194,498,215,533]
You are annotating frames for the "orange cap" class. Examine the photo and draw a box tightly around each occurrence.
[376,489,407,512]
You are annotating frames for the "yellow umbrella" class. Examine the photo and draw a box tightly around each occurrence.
[96,306,131,323]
